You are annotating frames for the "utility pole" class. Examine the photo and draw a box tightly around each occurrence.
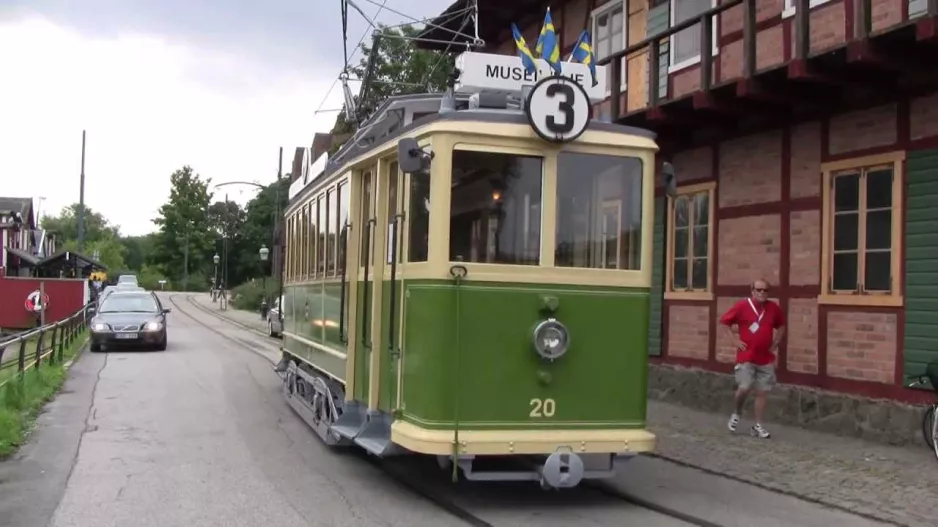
[182,229,190,292]
[275,147,285,326]
[77,130,86,253]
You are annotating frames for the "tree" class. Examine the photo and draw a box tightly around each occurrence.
[41,204,127,271]
[150,166,215,290]
[239,178,289,279]
[41,204,121,245]
[120,233,157,271]
[331,24,455,141]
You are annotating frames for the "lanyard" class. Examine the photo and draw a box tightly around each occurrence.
[747,298,765,323]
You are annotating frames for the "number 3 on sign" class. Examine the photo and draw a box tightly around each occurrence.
[529,398,556,418]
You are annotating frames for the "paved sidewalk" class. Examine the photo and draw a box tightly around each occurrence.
[190,293,268,334]
[192,291,936,525]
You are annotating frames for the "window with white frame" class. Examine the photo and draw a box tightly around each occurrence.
[670,0,717,71]
[591,1,625,92]
[782,0,832,18]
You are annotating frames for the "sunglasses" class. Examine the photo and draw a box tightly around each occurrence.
[753,288,769,293]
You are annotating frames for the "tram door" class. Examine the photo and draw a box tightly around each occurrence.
[356,160,402,411]
[382,161,406,413]
[354,168,377,403]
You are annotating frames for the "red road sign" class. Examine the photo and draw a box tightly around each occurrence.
[25,290,50,312]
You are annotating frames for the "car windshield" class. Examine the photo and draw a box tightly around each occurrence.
[99,294,159,313]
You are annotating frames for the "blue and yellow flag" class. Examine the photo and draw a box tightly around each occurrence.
[510,23,538,75]
[534,8,561,75]
[569,30,598,87]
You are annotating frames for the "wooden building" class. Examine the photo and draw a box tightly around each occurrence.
[419,0,938,404]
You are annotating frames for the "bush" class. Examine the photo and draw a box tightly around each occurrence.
[231,277,279,311]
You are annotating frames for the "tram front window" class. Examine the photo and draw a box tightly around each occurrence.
[449,150,543,265]
[555,152,643,270]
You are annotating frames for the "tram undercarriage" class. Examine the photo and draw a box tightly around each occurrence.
[277,354,636,490]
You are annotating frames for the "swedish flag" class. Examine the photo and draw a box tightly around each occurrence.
[534,8,561,74]
[511,23,538,75]
[569,30,598,87]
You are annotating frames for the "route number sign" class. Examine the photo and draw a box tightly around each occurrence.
[524,75,591,143]
[25,290,49,313]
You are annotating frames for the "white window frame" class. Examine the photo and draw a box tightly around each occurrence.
[668,0,720,74]
[590,0,627,97]
[909,0,929,18]
[781,0,833,19]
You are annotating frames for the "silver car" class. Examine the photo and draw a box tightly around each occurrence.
[266,295,283,338]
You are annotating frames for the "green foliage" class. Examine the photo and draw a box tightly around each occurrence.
[40,203,120,243]
[41,204,127,271]
[231,278,280,311]
[150,166,216,290]
[206,179,288,289]
[120,233,158,271]
[331,24,455,139]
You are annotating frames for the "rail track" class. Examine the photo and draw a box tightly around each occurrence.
[166,292,725,527]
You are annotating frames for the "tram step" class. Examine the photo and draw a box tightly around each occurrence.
[354,410,396,457]
[331,401,367,439]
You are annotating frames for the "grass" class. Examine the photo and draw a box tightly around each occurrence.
[0,336,40,385]
[0,329,88,459]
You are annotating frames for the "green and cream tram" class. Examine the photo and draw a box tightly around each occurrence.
[276,71,675,489]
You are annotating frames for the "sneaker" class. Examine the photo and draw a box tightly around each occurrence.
[750,423,771,439]
[727,413,740,432]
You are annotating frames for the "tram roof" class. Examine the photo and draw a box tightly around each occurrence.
[291,90,657,204]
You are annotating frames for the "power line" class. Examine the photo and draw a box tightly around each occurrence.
[313,0,389,116]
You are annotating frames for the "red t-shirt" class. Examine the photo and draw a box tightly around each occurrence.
[719,298,785,365]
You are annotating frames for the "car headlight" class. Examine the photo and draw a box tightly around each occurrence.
[144,321,162,331]
[532,318,569,361]
[91,322,108,332]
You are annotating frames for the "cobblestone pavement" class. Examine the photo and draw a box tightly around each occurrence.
[647,397,938,526]
[193,293,938,526]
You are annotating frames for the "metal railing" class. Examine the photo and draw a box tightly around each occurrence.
[0,303,92,389]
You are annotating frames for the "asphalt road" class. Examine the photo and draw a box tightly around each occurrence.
[0,292,892,527]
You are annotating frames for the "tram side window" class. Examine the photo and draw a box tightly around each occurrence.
[286,215,293,282]
[407,169,430,263]
[555,152,643,270]
[326,188,336,275]
[449,150,542,265]
[318,196,327,274]
[312,201,317,278]
[337,180,349,270]
[361,171,374,266]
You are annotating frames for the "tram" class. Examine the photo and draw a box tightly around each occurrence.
[276,64,677,489]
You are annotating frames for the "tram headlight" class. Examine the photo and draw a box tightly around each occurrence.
[532,318,569,361]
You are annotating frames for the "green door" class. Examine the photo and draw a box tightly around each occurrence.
[903,149,938,385]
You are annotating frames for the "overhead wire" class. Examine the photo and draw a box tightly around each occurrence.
[359,0,477,41]
[315,0,482,117]
[313,0,389,115]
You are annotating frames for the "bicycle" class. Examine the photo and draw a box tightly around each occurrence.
[906,360,938,461]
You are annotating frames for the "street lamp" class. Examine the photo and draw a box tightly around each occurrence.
[213,253,220,302]
[259,244,270,319]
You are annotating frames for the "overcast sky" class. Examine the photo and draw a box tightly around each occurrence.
[0,0,456,236]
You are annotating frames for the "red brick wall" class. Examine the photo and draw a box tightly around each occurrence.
[658,90,938,404]
[667,305,710,360]
[826,311,897,384]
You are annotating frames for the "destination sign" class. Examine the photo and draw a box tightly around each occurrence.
[454,51,607,102]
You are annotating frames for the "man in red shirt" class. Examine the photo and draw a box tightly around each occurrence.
[719,279,786,439]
